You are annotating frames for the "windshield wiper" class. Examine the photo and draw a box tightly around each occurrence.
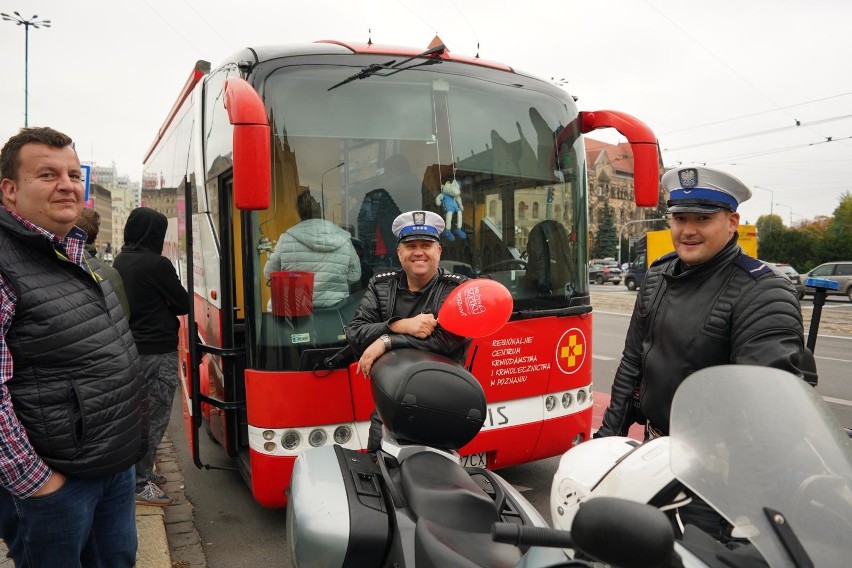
[328,43,446,91]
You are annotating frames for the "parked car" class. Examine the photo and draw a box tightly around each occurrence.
[589,263,622,285]
[804,261,852,302]
[590,258,618,267]
[766,262,805,300]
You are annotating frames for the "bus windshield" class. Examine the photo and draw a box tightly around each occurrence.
[250,59,589,370]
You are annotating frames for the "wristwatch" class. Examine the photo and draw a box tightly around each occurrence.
[380,334,392,352]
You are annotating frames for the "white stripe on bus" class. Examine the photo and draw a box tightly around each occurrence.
[246,385,594,456]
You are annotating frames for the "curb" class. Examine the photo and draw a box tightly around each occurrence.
[136,504,171,568]
[155,434,207,568]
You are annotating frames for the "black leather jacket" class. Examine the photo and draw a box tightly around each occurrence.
[598,239,807,437]
[347,268,470,363]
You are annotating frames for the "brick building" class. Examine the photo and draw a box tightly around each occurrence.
[585,138,668,259]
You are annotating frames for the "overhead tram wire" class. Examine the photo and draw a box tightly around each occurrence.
[642,1,841,143]
[697,135,852,163]
[659,91,852,136]
[664,114,852,152]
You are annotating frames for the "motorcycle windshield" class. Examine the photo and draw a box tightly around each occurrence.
[670,365,852,568]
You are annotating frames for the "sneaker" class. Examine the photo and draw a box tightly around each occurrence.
[150,471,167,487]
[136,481,172,507]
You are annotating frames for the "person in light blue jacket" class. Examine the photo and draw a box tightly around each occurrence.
[264,190,360,309]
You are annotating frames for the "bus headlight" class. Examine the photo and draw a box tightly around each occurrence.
[262,429,275,441]
[334,426,352,444]
[263,442,276,452]
[308,429,327,447]
[562,393,573,408]
[281,430,300,450]
[545,395,556,412]
[577,389,588,404]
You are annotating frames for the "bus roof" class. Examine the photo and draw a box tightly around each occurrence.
[144,39,526,165]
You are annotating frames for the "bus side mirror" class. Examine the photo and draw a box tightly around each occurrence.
[224,77,271,210]
[580,110,660,207]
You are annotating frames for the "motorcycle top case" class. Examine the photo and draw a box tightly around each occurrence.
[370,349,485,449]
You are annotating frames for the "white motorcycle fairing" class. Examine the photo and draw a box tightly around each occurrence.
[551,435,689,533]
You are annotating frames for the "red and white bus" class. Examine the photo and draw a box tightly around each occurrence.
[143,38,659,507]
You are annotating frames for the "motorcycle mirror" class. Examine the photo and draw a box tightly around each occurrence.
[572,497,676,568]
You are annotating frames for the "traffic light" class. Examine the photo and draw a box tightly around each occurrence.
[547,186,554,203]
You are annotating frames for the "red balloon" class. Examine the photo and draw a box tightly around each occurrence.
[438,279,513,338]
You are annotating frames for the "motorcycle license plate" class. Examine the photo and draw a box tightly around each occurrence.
[461,452,487,468]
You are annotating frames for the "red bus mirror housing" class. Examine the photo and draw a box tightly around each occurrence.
[580,110,660,207]
[224,77,271,210]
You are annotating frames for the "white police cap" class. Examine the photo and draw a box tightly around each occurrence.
[391,210,445,242]
[662,166,752,214]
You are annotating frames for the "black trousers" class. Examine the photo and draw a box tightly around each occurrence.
[367,410,383,453]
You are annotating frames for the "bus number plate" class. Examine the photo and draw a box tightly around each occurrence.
[461,452,487,469]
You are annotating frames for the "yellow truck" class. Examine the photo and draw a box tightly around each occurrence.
[623,225,758,290]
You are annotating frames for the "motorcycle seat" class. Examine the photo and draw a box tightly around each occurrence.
[400,451,498,532]
[415,516,522,568]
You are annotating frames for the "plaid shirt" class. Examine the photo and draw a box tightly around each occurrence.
[0,206,88,497]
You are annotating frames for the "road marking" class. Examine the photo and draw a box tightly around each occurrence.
[592,355,617,361]
[823,396,852,407]
[816,355,852,363]
[809,334,852,342]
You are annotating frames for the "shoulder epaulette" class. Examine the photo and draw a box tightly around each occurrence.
[734,255,773,280]
[440,271,468,283]
[373,270,400,282]
[650,251,678,267]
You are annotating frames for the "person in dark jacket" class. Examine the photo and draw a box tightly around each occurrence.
[0,127,147,568]
[596,166,810,440]
[114,207,190,507]
[75,207,130,316]
[347,210,469,452]
[595,166,811,540]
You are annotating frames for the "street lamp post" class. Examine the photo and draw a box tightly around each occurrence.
[775,203,793,226]
[1,12,51,127]
[320,162,345,219]
[618,217,667,265]
[753,186,774,217]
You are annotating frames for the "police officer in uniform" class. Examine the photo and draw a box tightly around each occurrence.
[598,166,811,439]
[347,210,470,453]
[595,165,812,537]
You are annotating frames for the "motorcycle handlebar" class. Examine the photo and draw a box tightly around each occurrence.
[491,522,575,549]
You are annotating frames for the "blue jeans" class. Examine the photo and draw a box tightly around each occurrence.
[0,466,137,567]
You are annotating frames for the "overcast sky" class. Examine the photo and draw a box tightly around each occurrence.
[2,0,850,225]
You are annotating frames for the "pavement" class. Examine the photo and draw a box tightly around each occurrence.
[0,433,205,568]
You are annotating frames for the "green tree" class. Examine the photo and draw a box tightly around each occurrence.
[593,201,618,259]
[755,214,786,261]
[818,192,852,262]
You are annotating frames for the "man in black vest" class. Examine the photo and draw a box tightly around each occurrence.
[0,127,147,567]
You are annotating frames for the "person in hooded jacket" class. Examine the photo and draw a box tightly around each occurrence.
[75,207,130,317]
[264,190,360,309]
[113,207,190,507]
